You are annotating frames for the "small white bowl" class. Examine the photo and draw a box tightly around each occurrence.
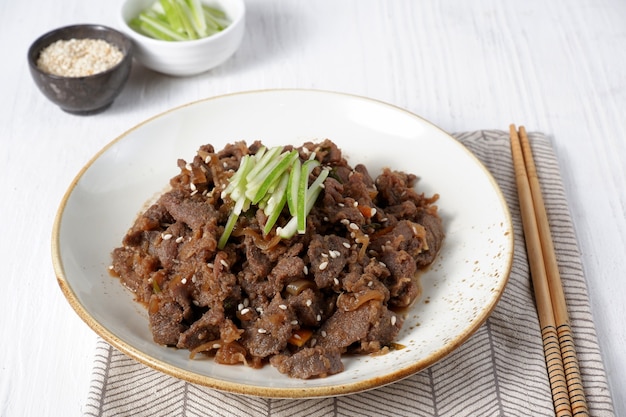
[119,0,245,76]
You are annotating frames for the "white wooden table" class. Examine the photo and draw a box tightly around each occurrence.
[1,1,624,415]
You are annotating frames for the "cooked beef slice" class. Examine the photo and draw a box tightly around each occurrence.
[270,347,344,379]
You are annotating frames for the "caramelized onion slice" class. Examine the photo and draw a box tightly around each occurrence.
[285,279,315,296]
[337,290,385,311]
[189,339,222,359]
[234,228,282,250]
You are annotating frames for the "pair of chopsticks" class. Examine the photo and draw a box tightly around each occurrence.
[509,125,589,417]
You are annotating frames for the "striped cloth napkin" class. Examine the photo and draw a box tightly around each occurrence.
[84,130,615,417]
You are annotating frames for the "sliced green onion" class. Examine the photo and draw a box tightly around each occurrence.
[219,146,329,246]
[218,209,239,249]
[186,0,208,37]
[297,160,320,234]
[158,0,183,33]
[263,173,289,235]
[245,146,282,183]
[173,0,198,39]
[130,0,230,41]
[134,13,188,41]
[279,167,328,239]
[286,158,301,216]
[247,150,298,204]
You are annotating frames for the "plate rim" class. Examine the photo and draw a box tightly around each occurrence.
[51,88,513,398]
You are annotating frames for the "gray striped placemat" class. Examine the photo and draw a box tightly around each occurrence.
[84,130,615,417]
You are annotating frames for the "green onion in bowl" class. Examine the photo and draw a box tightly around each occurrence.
[129,0,230,41]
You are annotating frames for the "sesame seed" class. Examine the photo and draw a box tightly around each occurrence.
[258,328,267,334]
[291,320,299,325]
[256,307,264,314]
[191,275,196,283]
[190,189,198,196]
[223,162,228,168]
[220,259,229,268]
[240,308,250,315]
[238,303,244,311]
[323,216,329,221]
[161,233,173,240]
[333,278,339,285]
[338,203,345,207]
[243,298,250,307]
[353,201,359,207]
[181,278,187,284]
[342,242,351,249]
[321,331,327,337]
[36,38,123,77]
[279,304,287,310]
[306,299,312,307]
[190,182,197,191]
[204,155,211,164]
[310,338,317,347]
[391,315,397,326]
[175,236,184,243]
[207,262,214,268]
[349,222,359,230]
[293,334,301,340]
[303,265,308,275]
[379,261,387,267]
[368,281,373,287]
[319,261,329,271]
[212,343,221,349]
[321,253,329,258]
[192,300,200,306]
[108,265,114,270]
[340,219,350,225]
[371,208,377,216]
[316,314,322,321]
[185,163,192,171]
[329,250,340,258]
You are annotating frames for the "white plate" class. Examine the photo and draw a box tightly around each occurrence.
[52,89,513,398]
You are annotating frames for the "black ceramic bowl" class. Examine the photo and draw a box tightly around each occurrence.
[28,24,133,115]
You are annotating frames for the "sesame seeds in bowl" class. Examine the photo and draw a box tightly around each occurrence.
[28,24,133,115]
[118,0,245,76]
[36,38,124,78]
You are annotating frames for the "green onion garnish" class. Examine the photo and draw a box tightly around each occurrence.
[218,146,329,248]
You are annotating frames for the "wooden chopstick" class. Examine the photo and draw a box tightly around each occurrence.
[509,125,589,417]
